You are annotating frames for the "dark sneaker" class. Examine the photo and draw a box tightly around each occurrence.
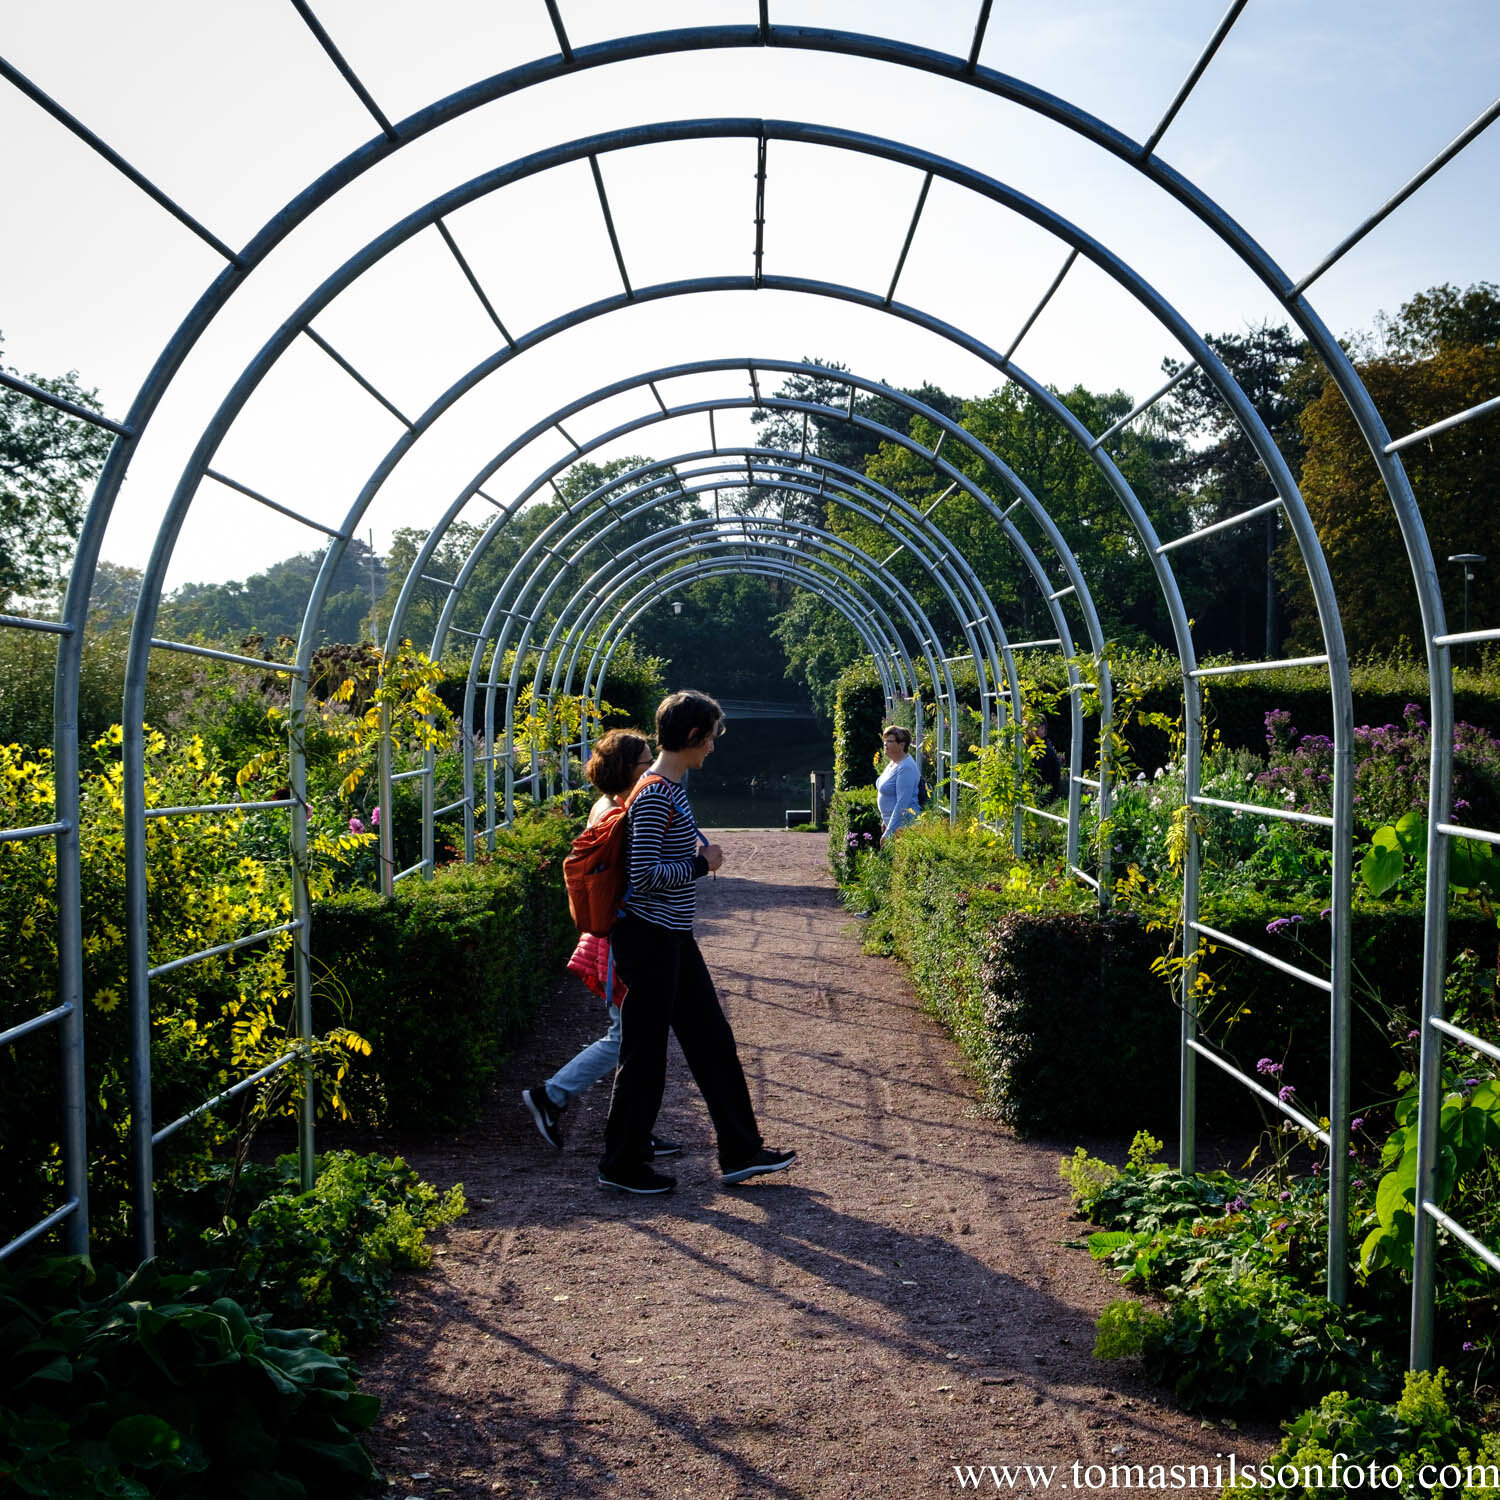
[597,1165,676,1195]
[721,1148,797,1185]
[522,1086,565,1149]
[647,1133,682,1159]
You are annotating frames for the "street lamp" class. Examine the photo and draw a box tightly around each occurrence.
[1448,554,1486,668]
[671,600,683,617]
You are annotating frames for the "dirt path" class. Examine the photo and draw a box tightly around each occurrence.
[360,830,1272,1498]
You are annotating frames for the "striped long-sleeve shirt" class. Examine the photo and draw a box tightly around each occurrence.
[622,775,708,931]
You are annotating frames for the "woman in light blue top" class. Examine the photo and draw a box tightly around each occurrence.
[876,724,921,838]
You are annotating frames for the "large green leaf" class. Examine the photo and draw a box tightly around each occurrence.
[1360,841,1404,897]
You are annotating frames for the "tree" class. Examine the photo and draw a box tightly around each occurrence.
[1160,323,1324,658]
[0,335,115,608]
[1374,280,1500,359]
[1286,342,1500,659]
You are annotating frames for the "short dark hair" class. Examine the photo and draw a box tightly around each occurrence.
[881,725,913,750]
[585,728,651,795]
[656,690,723,751]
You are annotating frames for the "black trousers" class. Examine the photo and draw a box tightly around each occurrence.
[600,914,762,1175]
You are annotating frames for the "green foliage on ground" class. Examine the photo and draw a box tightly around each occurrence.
[1223,1370,1500,1499]
[0,1257,380,1498]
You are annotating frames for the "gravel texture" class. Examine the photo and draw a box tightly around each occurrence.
[358,829,1273,1498]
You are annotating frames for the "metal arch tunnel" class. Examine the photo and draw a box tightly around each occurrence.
[1,10,1492,1360]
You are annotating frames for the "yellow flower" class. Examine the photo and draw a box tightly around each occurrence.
[93,986,122,1013]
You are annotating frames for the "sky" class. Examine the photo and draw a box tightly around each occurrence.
[2,0,1497,594]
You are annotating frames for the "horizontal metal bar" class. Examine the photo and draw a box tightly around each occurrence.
[0,1197,80,1263]
[1021,804,1069,826]
[1190,920,1333,993]
[1437,822,1500,848]
[0,366,133,436]
[447,625,488,640]
[1156,497,1283,554]
[0,55,242,265]
[0,610,73,636]
[0,821,69,844]
[152,1049,302,1146]
[1075,776,1101,789]
[205,468,348,538]
[1003,247,1077,364]
[421,573,456,590]
[952,776,978,790]
[1435,627,1500,647]
[145,798,294,819]
[0,1002,72,1050]
[1141,0,1249,158]
[1192,654,1328,678]
[303,326,412,428]
[1386,394,1500,454]
[1420,1200,1500,1275]
[434,797,471,817]
[943,654,973,664]
[151,638,306,676]
[393,860,428,883]
[1069,864,1101,891]
[390,767,429,782]
[474,750,515,765]
[1293,96,1500,297]
[1187,1038,1332,1145]
[1089,364,1196,451]
[1047,584,1076,601]
[1191,793,1335,829]
[1005,638,1062,650]
[1429,1015,1500,1067]
[147,920,303,981]
[435,218,514,345]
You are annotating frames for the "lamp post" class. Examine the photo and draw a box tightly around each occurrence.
[671,600,683,617]
[1447,554,1485,669]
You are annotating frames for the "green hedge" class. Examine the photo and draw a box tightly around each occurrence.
[827,787,882,881]
[311,807,579,1131]
[869,822,1495,1136]
[832,651,1500,787]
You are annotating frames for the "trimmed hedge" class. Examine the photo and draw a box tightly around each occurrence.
[832,652,1500,787]
[866,821,1496,1136]
[827,787,882,882]
[311,807,579,1131]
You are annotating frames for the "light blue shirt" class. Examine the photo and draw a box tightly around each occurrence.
[876,754,920,836]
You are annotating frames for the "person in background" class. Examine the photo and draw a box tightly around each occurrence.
[522,728,679,1161]
[597,690,796,1195]
[876,724,921,838]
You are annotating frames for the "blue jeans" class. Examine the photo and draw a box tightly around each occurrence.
[544,1004,621,1106]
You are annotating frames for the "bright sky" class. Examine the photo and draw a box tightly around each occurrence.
[2,0,1496,592]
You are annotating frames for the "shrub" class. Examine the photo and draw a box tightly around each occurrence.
[311,805,580,1130]
[0,1257,378,1498]
[827,787,882,883]
[1225,1369,1500,1498]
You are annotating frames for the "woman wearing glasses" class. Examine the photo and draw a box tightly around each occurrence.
[597,690,796,1195]
[877,724,921,839]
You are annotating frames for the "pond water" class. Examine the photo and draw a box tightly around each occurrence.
[689,791,813,829]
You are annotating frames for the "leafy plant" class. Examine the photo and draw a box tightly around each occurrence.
[0,1257,379,1498]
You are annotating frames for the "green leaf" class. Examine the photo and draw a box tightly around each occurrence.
[1359,841,1404,898]
[1393,810,1427,853]
[1449,836,1494,891]
[1087,1230,1133,1259]
[108,1413,183,1467]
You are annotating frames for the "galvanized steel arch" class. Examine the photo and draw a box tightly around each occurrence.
[6,17,1484,1338]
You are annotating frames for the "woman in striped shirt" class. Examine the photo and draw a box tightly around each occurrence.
[598,690,797,1195]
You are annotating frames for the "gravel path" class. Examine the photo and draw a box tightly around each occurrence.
[359,830,1272,1498]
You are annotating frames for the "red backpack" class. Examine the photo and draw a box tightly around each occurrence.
[563,774,671,936]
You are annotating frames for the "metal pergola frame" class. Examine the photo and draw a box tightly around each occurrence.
[1,7,1493,1366]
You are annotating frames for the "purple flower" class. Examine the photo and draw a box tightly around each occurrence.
[1312,1161,1322,1176]
[1320,907,1332,920]
[1226,1196,1246,1213]
[1408,1029,1421,1041]
[1266,917,1294,936]
[349,815,365,834]
[1278,1085,1295,1102]
[1279,1190,1291,1202]
[1463,1341,1478,1352]
[1257,1058,1283,1077]
[371,805,380,828]
[1463,1078,1480,1090]
[1353,1179,1365,1189]
[1351,1117,1365,1132]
